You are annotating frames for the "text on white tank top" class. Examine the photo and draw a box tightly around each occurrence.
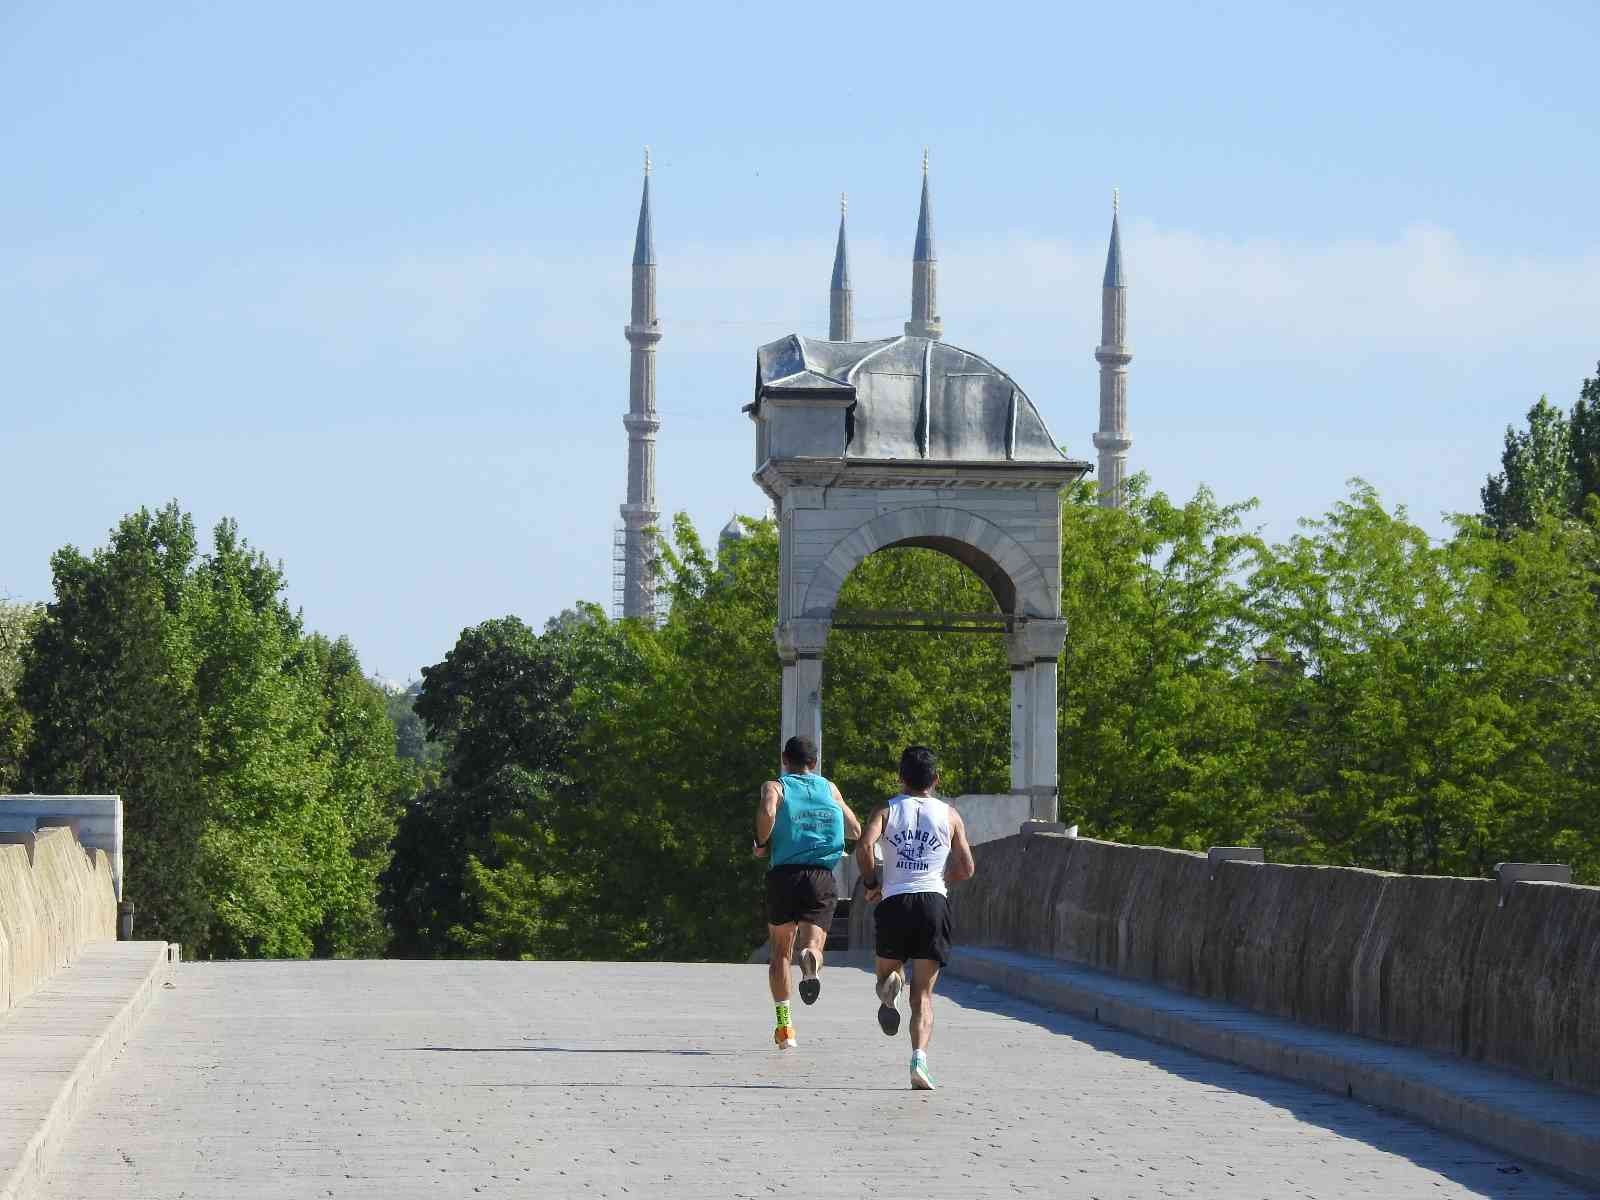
[880,794,953,899]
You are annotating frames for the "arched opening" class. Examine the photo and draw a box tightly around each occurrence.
[880,535,1016,614]
[822,545,1012,805]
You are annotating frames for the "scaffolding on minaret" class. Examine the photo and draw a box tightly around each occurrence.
[612,522,668,623]
[611,523,627,619]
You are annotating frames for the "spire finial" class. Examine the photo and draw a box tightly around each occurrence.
[841,191,847,217]
[644,145,651,175]
[1113,186,1119,217]
[922,146,929,174]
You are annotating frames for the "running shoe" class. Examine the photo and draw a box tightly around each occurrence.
[798,947,821,1005]
[875,970,903,1036]
[774,1025,797,1049]
[910,1056,935,1091]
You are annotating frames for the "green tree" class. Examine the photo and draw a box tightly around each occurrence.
[1482,396,1572,533]
[0,599,41,792]
[20,504,404,955]
[1056,477,1271,848]
[380,611,633,956]
[303,634,413,957]
[1246,481,1600,878]
[1570,363,1600,511]
[1450,504,1600,880]
[566,517,783,960]
[22,504,210,943]
[385,682,442,770]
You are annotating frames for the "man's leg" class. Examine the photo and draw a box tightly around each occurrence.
[874,956,905,1036]
[768,922,799,1047]
[796,919,828,1004]
[907,959,941,1089]
[907,960,940,1051]
[768,922,797,1002]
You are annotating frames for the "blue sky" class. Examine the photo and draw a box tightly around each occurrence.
[4,1,1598,680]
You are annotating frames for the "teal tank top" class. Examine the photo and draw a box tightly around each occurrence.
[769,773,845,869]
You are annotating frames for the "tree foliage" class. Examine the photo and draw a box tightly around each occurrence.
[385,682,443,771]
[380,608,641,957]
[17,504,407,957]
[0,600,40,793]
[1482,366,1600,533]
[1056,478,1270,848]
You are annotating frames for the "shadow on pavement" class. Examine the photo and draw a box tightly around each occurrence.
[937,973,1586,1200]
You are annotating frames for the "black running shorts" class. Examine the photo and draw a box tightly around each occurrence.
[873,891,952,966]
[765,864,839,927]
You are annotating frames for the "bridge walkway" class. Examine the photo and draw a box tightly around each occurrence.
[33,961,1593,1199]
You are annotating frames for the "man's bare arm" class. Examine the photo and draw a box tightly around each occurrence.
[753,780,781,857]
[944,807,976,884]
[855,806,887,891]
[830,782,863,842]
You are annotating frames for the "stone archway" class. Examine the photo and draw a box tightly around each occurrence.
[748,332,1089,829]
[799,506,1054,620]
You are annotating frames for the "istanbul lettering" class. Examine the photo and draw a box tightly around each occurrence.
[890,823,945,872]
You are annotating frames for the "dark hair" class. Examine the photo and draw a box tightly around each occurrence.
[898,745,937,791]
[782,736,819,769]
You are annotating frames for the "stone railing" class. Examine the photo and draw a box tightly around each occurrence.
[949,834,1600,1094]
[0,825,118,1016]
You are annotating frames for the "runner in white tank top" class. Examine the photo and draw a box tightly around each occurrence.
[854,746,976,1091]
[880,794,953,898]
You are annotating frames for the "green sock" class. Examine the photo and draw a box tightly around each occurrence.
[775,1001,791,1027]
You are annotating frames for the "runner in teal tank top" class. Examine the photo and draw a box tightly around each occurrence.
[769,772,845,868]
[753,736,862,1049]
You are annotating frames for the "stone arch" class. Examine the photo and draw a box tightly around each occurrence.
[800,505,1055,620]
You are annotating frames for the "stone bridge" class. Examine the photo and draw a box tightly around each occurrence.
[4,804,1599,1198]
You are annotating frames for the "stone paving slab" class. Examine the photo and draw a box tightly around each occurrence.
[31,960,1600,1199]
[949,945,1600,1187]
[0,940,174,1200]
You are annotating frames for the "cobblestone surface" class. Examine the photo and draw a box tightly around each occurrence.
[35,961,1596,1199]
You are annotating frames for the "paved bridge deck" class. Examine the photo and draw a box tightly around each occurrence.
[32,961,1593,1199]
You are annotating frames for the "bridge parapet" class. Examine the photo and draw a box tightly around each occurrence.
[0,824,118,1016]
[949,834,1600,1094]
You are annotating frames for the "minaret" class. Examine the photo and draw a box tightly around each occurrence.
[905,150,942,340]
[829,193,853,341]
[621,148,662,620]
[1093,189,1132,508]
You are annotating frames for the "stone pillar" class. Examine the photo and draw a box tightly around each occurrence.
[1012,619,1068,823]
[1008,637,1033,794]
[1027,658,1060,822]
[779,654,799,759]
[795,656,824,764]
[775,618,831,766]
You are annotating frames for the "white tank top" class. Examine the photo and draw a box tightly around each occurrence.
[879,794,953,899]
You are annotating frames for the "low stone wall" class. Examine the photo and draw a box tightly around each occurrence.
[0,826,119,1016]
[949,835,1600,1094]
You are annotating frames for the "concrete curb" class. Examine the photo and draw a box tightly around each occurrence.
[949,946,1600,1192]
[0,941,176,1200]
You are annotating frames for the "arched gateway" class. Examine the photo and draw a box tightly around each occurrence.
[747,333,1090,827]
